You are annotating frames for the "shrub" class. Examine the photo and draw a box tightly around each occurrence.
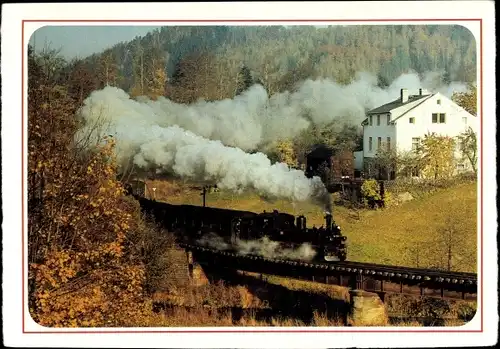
[360,179,381,207]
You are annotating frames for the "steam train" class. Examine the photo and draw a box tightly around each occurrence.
[133,193,347,262]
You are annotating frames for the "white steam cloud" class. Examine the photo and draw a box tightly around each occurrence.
[75,70,466,207]
[196,233,317,261]
[76,92,331,206]
[77,70,468,152]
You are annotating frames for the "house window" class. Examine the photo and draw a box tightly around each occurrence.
[432,113,446,123]
[377,137,382,150]
[409,117,415,124]
[369,137,373,152]
[387,137,391,150]
[369,115,373,126]
[387,115,391,125]
[462,117,467,124]
[377,115,381,126]
[437,99,441,105]
[412,137,421,151]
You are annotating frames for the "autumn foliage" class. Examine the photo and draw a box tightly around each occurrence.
[417,133,456,180]
[27,47,153,327]
[274,139,299,168]
[452,83,477,116]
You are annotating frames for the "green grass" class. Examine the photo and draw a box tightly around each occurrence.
[341,182,477,272]
[148,179,478,273]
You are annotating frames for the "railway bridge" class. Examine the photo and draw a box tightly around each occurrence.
[181,243,477,301]
[180,243,477,325]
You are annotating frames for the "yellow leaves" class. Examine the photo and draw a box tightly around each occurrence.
[274,139,298,168]
[28,75,158,327]
[452,84,477,116]
[418,133,456,179]
[76,194,89,201]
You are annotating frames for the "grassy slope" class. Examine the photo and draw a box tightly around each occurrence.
[147,179,477,273]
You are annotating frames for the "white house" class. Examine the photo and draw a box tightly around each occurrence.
[358,88,477,178]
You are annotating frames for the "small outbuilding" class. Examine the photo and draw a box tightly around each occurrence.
[305,145,355,183]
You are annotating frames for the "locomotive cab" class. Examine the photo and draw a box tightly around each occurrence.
[321,213,347,261]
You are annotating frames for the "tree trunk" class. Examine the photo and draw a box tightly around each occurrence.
[140,53,144,95]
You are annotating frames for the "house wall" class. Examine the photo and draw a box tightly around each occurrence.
[362,112,396,159]
[353,151,364,170]
[360,91,478,176]
[394,93,478,153]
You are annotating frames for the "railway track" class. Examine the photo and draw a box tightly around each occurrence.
[180,242,478,298]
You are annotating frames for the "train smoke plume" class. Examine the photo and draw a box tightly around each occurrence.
[196,233,317,261]
[78,71,467,152]
[76,93,330,206]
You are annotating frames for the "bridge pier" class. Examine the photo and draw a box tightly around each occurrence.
[348,289,389,326]
[346,274,388,326]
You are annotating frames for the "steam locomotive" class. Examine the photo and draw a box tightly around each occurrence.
[135,194,347,262]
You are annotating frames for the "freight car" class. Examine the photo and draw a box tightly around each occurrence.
[135,196,347,262]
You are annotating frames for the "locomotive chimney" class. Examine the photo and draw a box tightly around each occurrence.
[325,213,332,230]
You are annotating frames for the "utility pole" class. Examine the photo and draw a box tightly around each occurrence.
[200,185,218,207]
[201,186,207,207]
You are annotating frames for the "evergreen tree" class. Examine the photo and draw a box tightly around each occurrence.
[235,65,253,95]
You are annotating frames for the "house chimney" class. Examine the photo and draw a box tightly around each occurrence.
[419,88,423,95]
[419,88,429,96]
[400,88,409,103]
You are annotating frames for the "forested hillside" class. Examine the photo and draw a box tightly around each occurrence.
[27,25,478,327]
[50,25,475,104]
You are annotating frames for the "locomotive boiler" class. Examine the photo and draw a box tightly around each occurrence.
[231,210,346,261]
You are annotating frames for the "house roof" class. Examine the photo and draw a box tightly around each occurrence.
[366,94,431,115]
[390,94,435,122]
[362,93,435,125]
